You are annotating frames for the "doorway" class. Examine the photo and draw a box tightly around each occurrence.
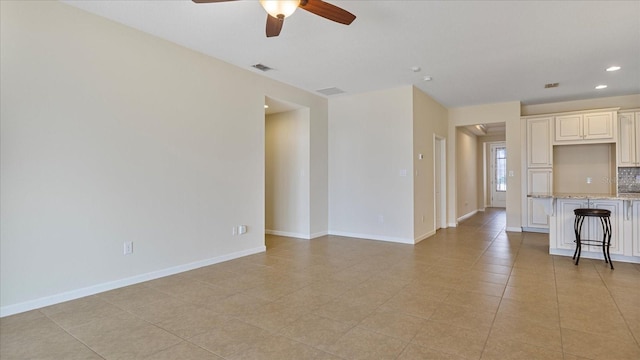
[264,97,311,239]
[434,136,447,230]
[489,142,507,208]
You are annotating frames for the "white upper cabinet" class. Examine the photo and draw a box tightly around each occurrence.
[554,111,616,144]
[617,111,640,167]
[527,117,553,167]
[555,114,583,141]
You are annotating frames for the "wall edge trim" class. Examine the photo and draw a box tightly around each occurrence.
[328,231,413,244]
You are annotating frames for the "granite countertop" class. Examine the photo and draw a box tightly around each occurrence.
[528,192,640,200]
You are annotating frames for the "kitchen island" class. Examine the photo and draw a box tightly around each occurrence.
[528,193,640,265]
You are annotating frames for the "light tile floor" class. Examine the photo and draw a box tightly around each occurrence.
[2,209,639,359]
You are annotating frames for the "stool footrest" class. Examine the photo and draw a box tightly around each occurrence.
[573,239,610,246]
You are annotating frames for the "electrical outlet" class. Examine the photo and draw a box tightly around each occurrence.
[123,241,133,255]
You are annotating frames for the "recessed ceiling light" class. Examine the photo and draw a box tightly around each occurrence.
[411,66,421,72]
[264,104,269,109]
[423,76,433,81]
[606,66,621,72]
[595,85,608,90]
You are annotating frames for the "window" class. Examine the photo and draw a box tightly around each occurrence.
[495,147,506,192]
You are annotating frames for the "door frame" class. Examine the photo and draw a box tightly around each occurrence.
[488,141,507,208]
[434,135,447,230]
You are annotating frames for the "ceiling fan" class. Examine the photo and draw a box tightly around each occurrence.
[192,0,356,37]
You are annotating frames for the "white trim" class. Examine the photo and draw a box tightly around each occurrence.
[309,231,328,239]
[457,210,478,223]
[506,227,523,232]
[264,229,328,240]
[265,229,310,239]
[550,248,640,264]
[329,231,413,244]
[521,227,550,233]
[0,246,266,318]
[448,222,458,227]
[433,135,447,231]
[415,230,436,244]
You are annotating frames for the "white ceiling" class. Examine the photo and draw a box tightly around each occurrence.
[63,0,640,108]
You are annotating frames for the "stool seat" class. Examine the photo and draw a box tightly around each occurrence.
[573,208,613,269]
[574,208,611,217]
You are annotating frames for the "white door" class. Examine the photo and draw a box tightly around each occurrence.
[490,143,507,208]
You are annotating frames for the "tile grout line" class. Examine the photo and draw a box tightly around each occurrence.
[475,225,522,359]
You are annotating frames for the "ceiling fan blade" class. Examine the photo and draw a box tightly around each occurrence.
[299,0,356,25]
[192,0,237,3]
[266,14,284,37]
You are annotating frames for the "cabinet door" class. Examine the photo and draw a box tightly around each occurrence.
[618,113,637,166]
[555,114,583,141]
[556,199,588,250]
[633,201,640,257]
[589,200,624,255]
[528,198,550,228]
[583,112,615,140]
[528,169,552,194]
[527,117,553,167]
[526,169,552,229]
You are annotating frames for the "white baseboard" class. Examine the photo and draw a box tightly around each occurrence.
[457,210,478,223]
[522,227,550,233]
[265,229,310,239]
[0,246,266,318]
[448,222,458,227]
[415,229,436,244]
[264,230,328,240]
[310,231,328,239]
[505,227,523,232]
[550,248,640,264]
[329,231,414,244]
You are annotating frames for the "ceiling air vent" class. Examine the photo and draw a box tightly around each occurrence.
[316,87,345,96]
[544,83,559,88]
[252,63,273,72]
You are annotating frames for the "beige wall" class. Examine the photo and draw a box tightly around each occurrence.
[412,87,449,241]
[0,1,328,315]
[329,86,414,243]
[448,102,522,230]
[265,109,311,238]
[554,144,616,194]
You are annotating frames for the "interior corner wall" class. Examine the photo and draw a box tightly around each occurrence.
[265,109,311,238]
[448,101,521,230]
[328,86,414,244]
[456,129,479,219]
[0,0,328,315]
[412,87,448,241]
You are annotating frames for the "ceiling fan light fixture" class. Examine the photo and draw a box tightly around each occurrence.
[260,0,300,19]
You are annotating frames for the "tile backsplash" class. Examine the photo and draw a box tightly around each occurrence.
[618,167,640,193]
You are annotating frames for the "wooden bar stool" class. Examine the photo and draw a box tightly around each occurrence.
[573,208,614,269]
